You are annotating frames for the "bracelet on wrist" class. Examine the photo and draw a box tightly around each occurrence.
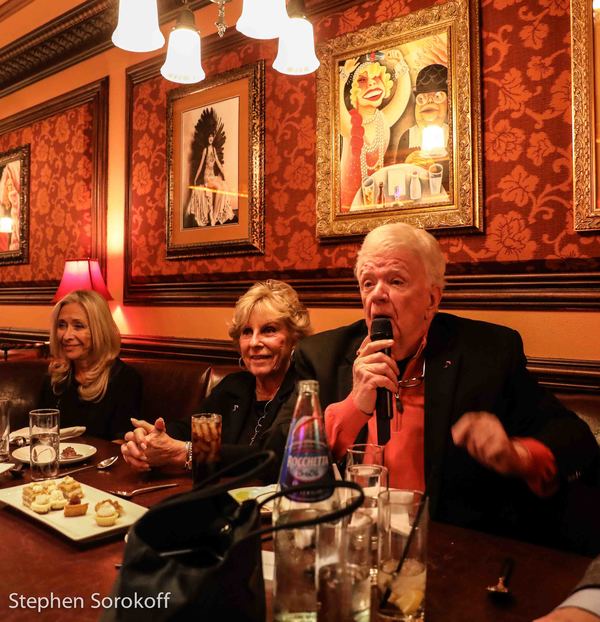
[184,441,193,471]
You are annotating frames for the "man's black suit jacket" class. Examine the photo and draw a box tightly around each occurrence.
[277,312,599,544]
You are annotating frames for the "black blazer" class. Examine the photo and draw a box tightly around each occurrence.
[276,313,599,544]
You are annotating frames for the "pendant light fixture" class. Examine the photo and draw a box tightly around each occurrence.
[236,0,289,39]
[161,1,206,84]
[111,0,165,53]
[273,0,319,76]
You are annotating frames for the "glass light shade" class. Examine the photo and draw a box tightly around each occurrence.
[161,27,205,84]
[0,216,11,233]
[273,17,319,76]
[421,125,446,156]
[111,0,165,52]
[53,259,112,303]
[236,0,288,39]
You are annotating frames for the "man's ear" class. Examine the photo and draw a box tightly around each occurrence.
[427,285,442,315]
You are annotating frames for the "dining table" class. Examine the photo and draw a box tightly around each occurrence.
[0,435,594,622]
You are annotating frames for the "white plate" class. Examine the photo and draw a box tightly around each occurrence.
[229,484,277,514]
[0,481,147,542]
[9,426,86,444]
[11,442,97,465]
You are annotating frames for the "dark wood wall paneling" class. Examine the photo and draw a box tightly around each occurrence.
[1,328,598,395]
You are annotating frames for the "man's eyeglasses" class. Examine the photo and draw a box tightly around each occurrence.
[415,91,447,106]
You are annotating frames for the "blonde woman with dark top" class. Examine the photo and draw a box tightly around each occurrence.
[39,289,142,440]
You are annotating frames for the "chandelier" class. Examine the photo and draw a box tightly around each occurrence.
[111,0,319,84]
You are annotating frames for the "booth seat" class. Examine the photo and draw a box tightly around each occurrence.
[0,358,237,432]
[0,357,598,444]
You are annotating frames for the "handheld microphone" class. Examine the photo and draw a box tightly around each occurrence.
[370,317,394,439]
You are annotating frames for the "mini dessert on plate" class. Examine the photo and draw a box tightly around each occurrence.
[31,493,52,514]
[64,496,88,517]
[22,483,47,508]
[94,499,122,527]
[49,489,68,510]
[59,476,83,499]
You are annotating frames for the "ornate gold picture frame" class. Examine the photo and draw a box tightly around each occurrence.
[166,62,265,258]
[571,0,600,231]
[315,0,482,240]
[0,144,29,266]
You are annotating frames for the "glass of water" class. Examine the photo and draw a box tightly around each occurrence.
[316,510,373,622]
[0,399,10,462]
[347,464,389,583]
[29,409,60,481]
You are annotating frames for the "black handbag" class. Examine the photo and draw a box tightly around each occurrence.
[101,451,364,622]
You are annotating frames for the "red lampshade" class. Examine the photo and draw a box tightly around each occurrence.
[52,259,113,303]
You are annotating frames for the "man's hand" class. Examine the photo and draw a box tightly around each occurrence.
[534,607,600,622]
[451,411,530,477]
[351,336,398,415]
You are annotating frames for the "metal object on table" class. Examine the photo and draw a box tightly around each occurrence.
[107,483,180,499]
[60,455,119,477]
[487,557,514,597]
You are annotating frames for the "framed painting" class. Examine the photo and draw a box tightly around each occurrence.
[166,61,265,258]
[315,0,482,240]
[0,144,29,265]
[571,0,600,230]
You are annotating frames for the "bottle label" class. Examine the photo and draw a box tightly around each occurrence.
[287,449,329,482]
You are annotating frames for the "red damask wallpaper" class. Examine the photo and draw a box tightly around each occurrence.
[0,104,94,284]
[128,0,600,286]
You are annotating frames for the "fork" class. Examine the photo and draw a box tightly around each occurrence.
[107,483,180,499]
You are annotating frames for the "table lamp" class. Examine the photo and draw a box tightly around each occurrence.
[52,259,112,303]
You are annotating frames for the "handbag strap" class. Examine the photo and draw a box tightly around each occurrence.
[191,449,276,496]
[156,480,366,559]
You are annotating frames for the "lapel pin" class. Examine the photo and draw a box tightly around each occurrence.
[443,360,452,368]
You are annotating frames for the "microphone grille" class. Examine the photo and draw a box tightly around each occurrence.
[370,316,393,340]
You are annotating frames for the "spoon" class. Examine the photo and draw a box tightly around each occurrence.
[107,483,179,499]
[60,455,119,477]
[487,557,514,597]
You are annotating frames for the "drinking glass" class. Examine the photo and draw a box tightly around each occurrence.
[29,409,60,480]
[346,443,384,474]
[376,490,428,621]
[0,399,9,461]
[362,176,375,206]
[347,464,389,583]
[191,413,222,487]
[316,510,373,622]
[428,163,443,195]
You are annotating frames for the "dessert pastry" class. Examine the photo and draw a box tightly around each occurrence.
[61,446,83,460]
[59,476,83,499]
[94,500,120,527]
[31,493,52,514]
[49,489,68,511]
[63,496,88,517]
[22,483,47,508]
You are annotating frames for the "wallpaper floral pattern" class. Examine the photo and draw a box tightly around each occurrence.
[0,104,94,283]
[128,0,600,286]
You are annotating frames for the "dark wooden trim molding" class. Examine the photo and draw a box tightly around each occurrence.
[0,78,109,305]
[0,1,210,98]
[0,0,35,21]
[1,328,598,394]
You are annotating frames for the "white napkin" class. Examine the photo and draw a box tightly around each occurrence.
[9,426,86,444]
[0,463,15,475]
[262,550,274,582]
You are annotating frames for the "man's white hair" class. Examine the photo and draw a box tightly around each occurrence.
[355,223,446,290]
